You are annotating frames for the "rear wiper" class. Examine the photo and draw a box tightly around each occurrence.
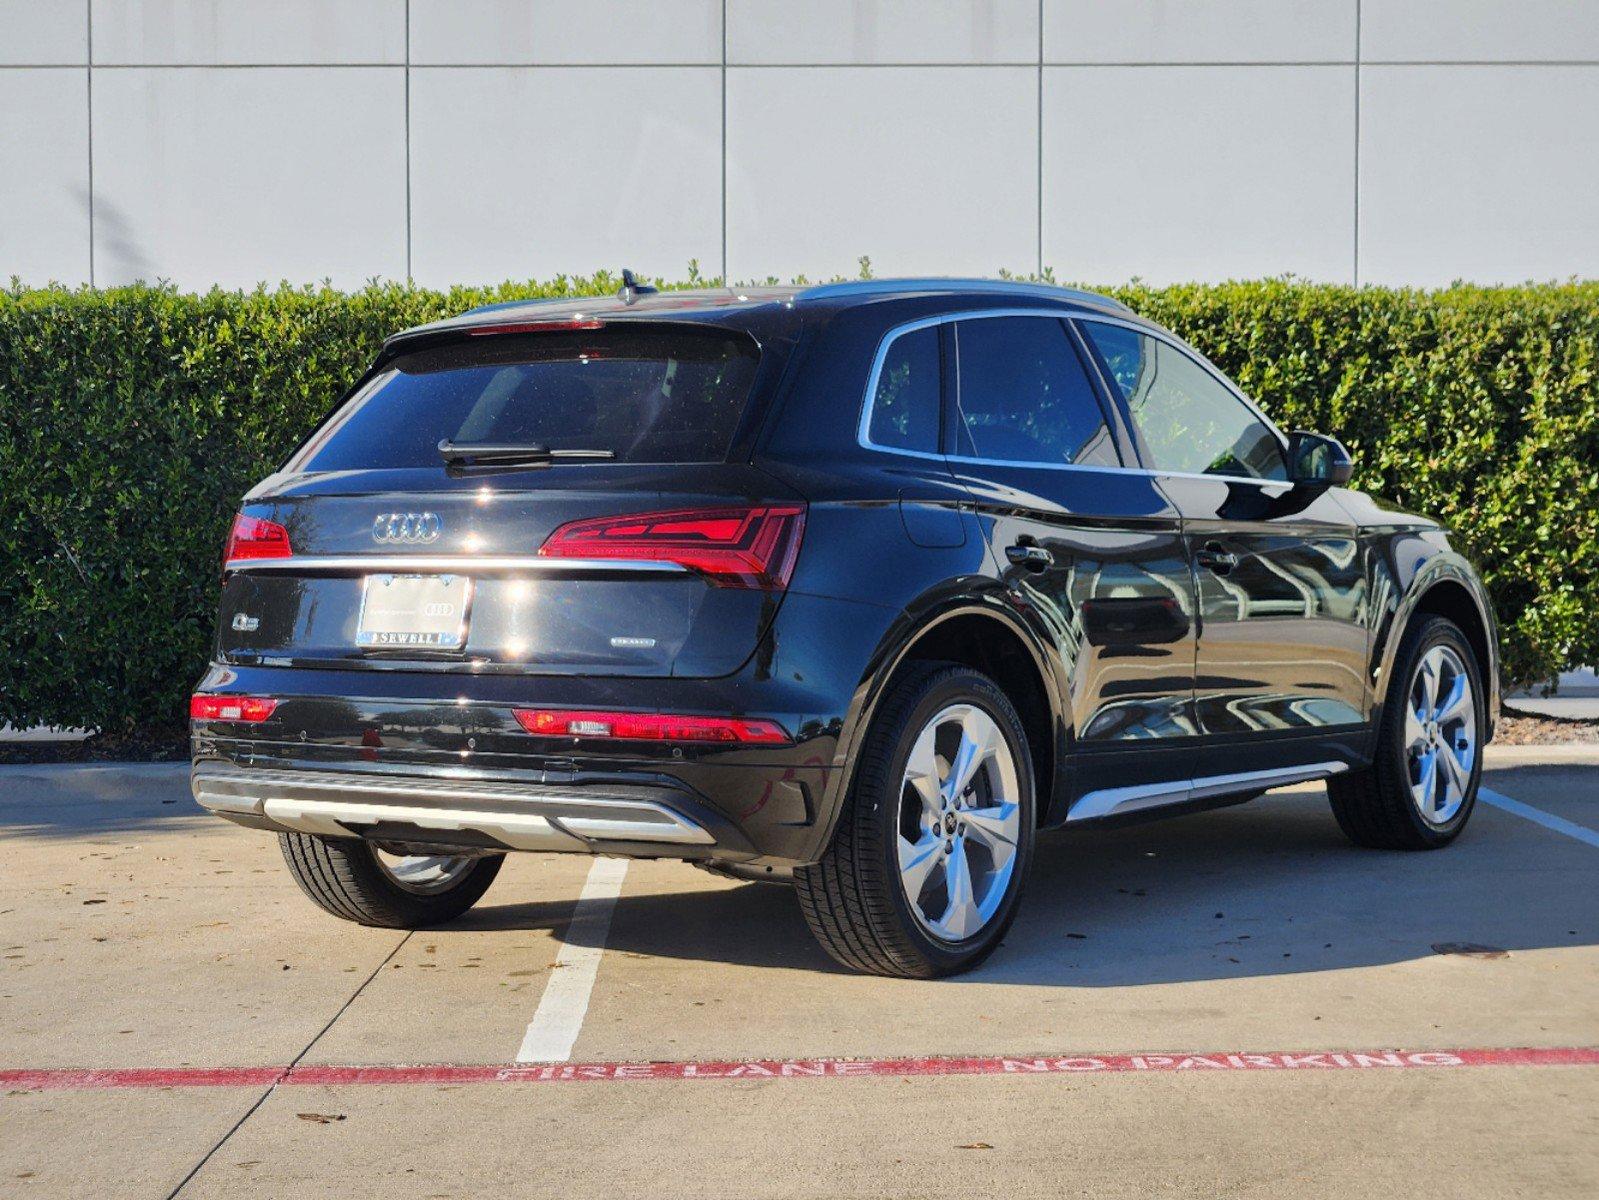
[437,440,616,467]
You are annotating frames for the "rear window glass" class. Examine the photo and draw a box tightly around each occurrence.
[952,316,1120,468]
[290,327,760,472]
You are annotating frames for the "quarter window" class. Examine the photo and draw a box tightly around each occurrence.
[952,317,1119,468]
[1078,321,1286,481]
[867,325,941,454]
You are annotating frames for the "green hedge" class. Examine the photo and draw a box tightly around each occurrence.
[1,275,1595,732]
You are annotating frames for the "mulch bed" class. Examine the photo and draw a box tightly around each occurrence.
[1494,711,1599,745]
[0,727,189,765]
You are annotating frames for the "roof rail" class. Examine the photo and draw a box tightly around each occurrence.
[795,277,1130,312]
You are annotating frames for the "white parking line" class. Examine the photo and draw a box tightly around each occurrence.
[1480,787,1599,850]
[516,856,630,1063]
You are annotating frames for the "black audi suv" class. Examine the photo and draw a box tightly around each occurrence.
[192,278,1498,977]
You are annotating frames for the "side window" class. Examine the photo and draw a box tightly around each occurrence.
[1078,321,1286,481]
[867,325,941,453]
[951,317,1119,468]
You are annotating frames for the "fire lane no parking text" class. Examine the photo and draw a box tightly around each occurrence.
[6,1045,1599,1092]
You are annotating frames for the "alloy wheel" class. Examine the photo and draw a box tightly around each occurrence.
[372,850,479,895]
[1404,644,1477,825]
[896,703,1022,942]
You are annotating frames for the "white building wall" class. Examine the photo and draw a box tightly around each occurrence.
[1,0,1596,290]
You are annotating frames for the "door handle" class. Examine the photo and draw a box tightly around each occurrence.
[1195,543,1238,575]
[1006,542,1054,572]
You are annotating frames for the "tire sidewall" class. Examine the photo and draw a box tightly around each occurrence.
[867,667,1036,973]
[1383,618,1484,845]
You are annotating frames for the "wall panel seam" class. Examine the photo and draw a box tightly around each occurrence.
[85,0,93,285]
[405,0,412,281]
[1354,0,1362,285]
[721,0,728,282]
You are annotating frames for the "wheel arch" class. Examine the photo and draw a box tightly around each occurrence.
[811,596,1069,859]
[1374,559,1500,742]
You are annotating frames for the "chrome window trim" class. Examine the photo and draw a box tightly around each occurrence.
[855,313,951,458]
[856,308,1296,491]
[856,307,1134,471]
[944,456,1147,479]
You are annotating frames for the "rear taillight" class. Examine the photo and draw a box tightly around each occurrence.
[190,694,279,722]
[538,505,806,589]
[223,514,292,565]
[513,708,789,744]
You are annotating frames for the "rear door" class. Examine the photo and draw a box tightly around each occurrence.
[1075,318,1369,774]
[218,321,804,679]
[943,313,1199,816]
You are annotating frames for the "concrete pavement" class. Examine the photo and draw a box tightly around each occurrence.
[3,749,1597,1197]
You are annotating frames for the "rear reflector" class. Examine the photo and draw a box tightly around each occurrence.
[224,514,292,565]
[513,709,789,745]
[190,695,279,723]
[538,505,806,590]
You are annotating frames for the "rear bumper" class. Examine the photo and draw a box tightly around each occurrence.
[191,591,902,864]
[193,761,752,858]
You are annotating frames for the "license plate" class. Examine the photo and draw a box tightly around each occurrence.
[356,574,471,649]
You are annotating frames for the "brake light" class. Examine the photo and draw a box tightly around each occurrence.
[467,318,604,336]
[224,514,292,564]
[190,694,279,722]
[513,709,789,744]
[538,505,806,589]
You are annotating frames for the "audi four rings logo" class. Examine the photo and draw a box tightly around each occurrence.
[372,512,442,544]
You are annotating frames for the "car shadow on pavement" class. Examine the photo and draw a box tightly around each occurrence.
[459,870,845,973]
[463,787,1597,986]
[0,764,202,840]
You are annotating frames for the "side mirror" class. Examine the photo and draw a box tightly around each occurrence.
[1288,430,1353,487]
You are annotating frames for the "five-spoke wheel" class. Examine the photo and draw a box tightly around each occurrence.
[1404,644,1477,826]
[1329,615,1483,850]
[795,662,1035,978]
[896,704,1022,942]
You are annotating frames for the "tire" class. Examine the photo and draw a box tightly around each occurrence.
[278,833,504,928]
[795,662,1036,978]
[1328,615,1484,850]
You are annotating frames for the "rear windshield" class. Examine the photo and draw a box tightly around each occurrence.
[289,327,760,472]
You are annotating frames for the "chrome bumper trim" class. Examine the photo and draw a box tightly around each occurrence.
[225,555,687,576]
[192,764,714,850]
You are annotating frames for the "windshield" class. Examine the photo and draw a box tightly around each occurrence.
[289,327,761,473]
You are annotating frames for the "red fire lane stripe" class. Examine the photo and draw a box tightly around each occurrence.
[0,1066,287,1091]
[4,1047,1599,1092]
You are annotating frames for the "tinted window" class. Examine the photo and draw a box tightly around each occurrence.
[867,325,941,453]
[1079,322,1286,481]
[952,317,1119,467]
[290,328,759,472]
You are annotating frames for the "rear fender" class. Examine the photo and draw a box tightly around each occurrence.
[809,582,1070,857]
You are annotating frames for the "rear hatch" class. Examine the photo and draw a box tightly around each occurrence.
[216,321,803,678]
